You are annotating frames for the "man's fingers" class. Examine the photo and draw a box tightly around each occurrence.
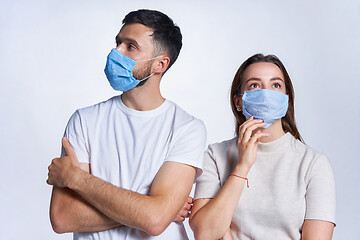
[46,171,52,185]
[174,199,192,222]
[62,137,75,157]
[183,202,192,211]
[176,216,185,222]
[179,209,190,218]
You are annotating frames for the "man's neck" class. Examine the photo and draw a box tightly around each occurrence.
[121,78,165,111]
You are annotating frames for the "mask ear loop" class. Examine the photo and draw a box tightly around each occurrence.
[136,56,163,81]
[138,72,155,82]
[136,56,162,62]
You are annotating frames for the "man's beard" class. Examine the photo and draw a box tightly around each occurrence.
[133,60,153,88]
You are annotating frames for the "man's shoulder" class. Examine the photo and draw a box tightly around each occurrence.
[167,100,206,134]
[76,95,120,116]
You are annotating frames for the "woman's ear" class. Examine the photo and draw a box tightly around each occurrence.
[153,56,170,74]
[233,95,242,112]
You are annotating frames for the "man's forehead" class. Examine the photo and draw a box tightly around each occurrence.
[118,23,154,40]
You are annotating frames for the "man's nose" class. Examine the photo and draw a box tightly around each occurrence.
[115,45,124,54]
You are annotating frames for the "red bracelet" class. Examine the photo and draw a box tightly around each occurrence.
[230,173,249,188]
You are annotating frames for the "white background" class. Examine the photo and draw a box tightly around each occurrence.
[1,0,359,239]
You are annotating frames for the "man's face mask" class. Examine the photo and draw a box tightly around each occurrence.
[104,48,159,92]
[241,89,289,128]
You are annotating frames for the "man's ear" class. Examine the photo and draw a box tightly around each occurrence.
[153,56,170,74]
[233,95,242,112]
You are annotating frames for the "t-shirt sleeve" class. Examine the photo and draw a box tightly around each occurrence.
[164,118,206,179]
[60,110,90,164]
[305,154,336,225]
[194,145,222,200]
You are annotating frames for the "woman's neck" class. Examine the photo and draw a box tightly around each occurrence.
[259,119,285,143]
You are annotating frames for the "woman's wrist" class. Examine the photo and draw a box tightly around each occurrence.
[232,163,251,177]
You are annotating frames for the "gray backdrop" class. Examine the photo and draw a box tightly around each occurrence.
[1,0,359,239]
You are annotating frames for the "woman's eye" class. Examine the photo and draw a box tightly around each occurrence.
[249,83,258,89]
[273,83,281,88]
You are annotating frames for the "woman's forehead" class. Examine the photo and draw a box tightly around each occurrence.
[243,62,284,80]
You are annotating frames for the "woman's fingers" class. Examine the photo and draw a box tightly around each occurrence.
[242,122,266,143]
[238,117,264,143]
[249,131,270,144]
[239,117,255,134]
[239,118,263,135]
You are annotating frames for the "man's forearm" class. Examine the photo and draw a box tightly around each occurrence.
[67,169,179,236]
[50,186,122,233]
[47,145,196,236]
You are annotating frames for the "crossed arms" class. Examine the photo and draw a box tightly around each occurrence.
[48,137,195,236]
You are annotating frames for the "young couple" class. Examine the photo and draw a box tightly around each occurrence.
[47,9,335,240]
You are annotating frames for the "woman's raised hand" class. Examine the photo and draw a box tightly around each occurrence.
[237,116,269,171]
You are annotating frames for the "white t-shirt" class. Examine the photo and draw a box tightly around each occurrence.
[194,132,336,240]
[62,95,207,240]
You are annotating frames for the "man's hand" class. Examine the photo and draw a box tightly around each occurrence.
[47,137,80,188]
[173,196,193,222]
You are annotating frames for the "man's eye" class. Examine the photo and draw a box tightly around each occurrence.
[128,44,136,50]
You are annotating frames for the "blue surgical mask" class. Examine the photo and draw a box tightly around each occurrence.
[104,48,158,92]
[241,89,289,128]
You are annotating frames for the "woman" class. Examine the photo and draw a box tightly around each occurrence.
[189,54,336,240]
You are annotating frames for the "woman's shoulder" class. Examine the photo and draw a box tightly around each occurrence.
[205,137,238,164]
[292,137,327,160]
[204,137,239,180]
[208,137,238,152]
[290,137,333,175]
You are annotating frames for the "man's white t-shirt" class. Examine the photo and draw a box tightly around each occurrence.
[61,95,207,240]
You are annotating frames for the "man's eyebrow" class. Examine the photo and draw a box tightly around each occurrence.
[115,36,140,46]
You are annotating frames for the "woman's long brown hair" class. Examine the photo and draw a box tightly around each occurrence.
[230,53,303,142]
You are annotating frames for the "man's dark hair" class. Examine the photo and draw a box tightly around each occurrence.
[122,9,182,71]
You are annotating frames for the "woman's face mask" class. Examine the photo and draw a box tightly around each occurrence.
[241,89,289,128]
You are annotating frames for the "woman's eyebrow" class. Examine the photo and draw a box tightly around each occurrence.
[245,78,261,83]
[270,77,284,82]
[245,77,284,83]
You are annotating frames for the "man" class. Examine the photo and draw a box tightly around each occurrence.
[47,9,206,240]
